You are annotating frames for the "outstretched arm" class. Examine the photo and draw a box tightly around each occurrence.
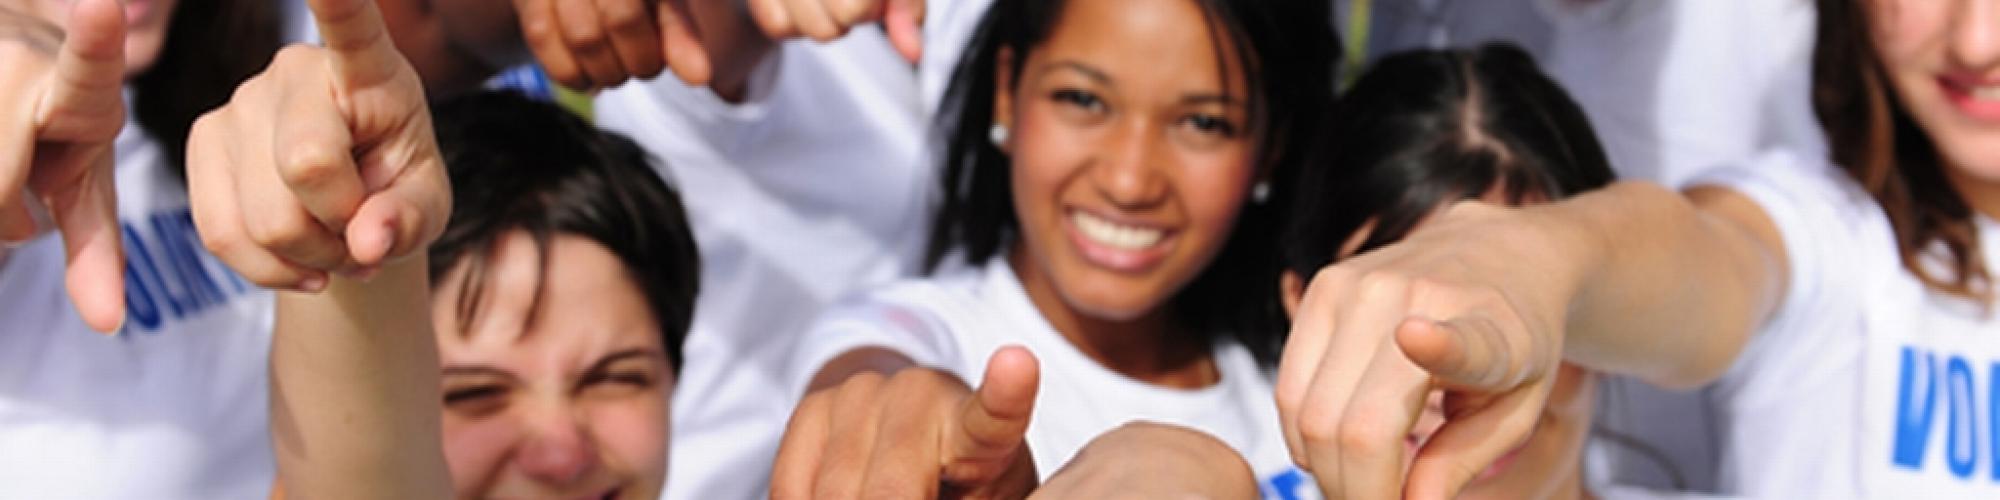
[188,0,456,496]
[1276,179,1787,500]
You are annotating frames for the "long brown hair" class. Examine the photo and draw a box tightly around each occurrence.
[1814,0,1993,302]
[130,0,282,180]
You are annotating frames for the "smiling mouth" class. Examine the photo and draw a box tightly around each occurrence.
[1064,209,1177,273]
[1072,211,1165,250]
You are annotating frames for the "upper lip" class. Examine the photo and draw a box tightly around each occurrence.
[1067,206,1176,232]
[1940,72,2000,90]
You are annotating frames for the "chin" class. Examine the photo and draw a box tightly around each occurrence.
[124,35,168,77]
[1055,278,1169,323]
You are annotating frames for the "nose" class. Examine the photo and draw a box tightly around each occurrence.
[515,406,600,487]
[1950,0,2000,71]
[1090,118,1170,209]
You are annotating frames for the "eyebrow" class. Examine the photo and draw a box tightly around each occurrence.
[1037,60,1245,107]
[441,365,517,380]
[584,348,667,374]
[1039,60,1113,87]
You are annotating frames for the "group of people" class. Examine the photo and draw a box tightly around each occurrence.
[0,0,1995,498]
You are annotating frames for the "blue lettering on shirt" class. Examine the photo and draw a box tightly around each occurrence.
[1892,345,2000,480]
[117,207,255,335]
[1264,468,1309,500]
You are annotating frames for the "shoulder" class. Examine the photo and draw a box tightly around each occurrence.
[788,267,992,393]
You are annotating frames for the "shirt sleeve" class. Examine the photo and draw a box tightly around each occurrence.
[1685,149,1874,376]
[785,288,967,400]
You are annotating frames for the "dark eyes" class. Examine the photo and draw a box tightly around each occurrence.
[581,370,655,390]
[1052,89,1106,113]
[444,385,505,405]
[1182,114,1238,137]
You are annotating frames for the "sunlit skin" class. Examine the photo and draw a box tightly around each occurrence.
[997,0,1258,387]
[1281,188,1594,500]
[1872,0,2000,216]
[27,0,177,75]
[430,231,672,500]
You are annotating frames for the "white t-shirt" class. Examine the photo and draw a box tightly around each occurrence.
[593,1,993,498]
[792,259,1320,500]
[1534,0,1821,187]
[0,117,275,498]
[1685,151,2000,497]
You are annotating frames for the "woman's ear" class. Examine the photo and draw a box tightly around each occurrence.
[992,47,1017,151]
[1279,270,1304,320]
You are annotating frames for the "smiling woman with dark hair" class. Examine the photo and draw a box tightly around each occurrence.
[774,0,1338,497]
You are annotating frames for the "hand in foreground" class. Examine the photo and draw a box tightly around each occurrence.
[1275,201,1576,500]
[0,0,128,333]
[1031,422,1258,500]
[188,0,450,293]
[772,346,1041,499]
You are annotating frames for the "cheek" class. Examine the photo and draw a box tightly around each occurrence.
[442,416,523,494]
[586,393,671,480]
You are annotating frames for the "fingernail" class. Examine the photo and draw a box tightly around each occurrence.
[375,229,397,262]
[299,276,327,293]
[98,311,126,337]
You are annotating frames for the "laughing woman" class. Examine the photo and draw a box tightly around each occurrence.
[773,0,1337,497]
[1275,0,2000,498]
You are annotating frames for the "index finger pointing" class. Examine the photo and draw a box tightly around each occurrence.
[35,0,125,141]
[305,0,403,86]
[1397,316,1529,391]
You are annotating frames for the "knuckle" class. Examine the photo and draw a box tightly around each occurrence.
[598,1,652,32]
[1335,418,1393,457]
[561,22,610,49]
[520,15,563,43]
[244,213,313,251]
[279,145,346,190]
[1296,405,1340,446]
[1355,271,1412,300]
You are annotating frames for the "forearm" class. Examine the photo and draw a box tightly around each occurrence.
[1546,182,1785,388]
[270,256,452,499]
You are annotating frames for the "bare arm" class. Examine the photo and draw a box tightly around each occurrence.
[1276,180,1789,499]
[1551,182,1787,388]
[269,257,452,499]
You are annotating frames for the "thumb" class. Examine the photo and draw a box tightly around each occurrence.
[35,0,126,142]
[305,0,407,88]
[1396,316,1534,392]
[884,0,923,63]
[343,154,449,267]
[942,345,1039,484]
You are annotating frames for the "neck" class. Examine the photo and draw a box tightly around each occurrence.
[1006,248,1217,389]
[1555,462,1590,500]
[1946,166,2000,223]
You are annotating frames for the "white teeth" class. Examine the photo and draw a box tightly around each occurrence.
[1071,211,1164,250]
[1974,85,2000,102]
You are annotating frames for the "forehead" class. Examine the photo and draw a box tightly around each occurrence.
[431,232,665,370]
[1034,0,1246,92]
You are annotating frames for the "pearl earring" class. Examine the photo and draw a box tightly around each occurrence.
[1252,181,1271,204]
[989,123,1010,148]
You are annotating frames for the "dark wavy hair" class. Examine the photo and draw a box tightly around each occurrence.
[428,92,700,372]
[1282,43,1615,280]
[1814,0,1991,302]
[136,0,282,179]
[924,0,1339,364]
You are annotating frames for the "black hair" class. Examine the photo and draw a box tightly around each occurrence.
[135,0,281,181]
[428,91,700,372]
[1281,43,1615,280]
[925,0,1339,363]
